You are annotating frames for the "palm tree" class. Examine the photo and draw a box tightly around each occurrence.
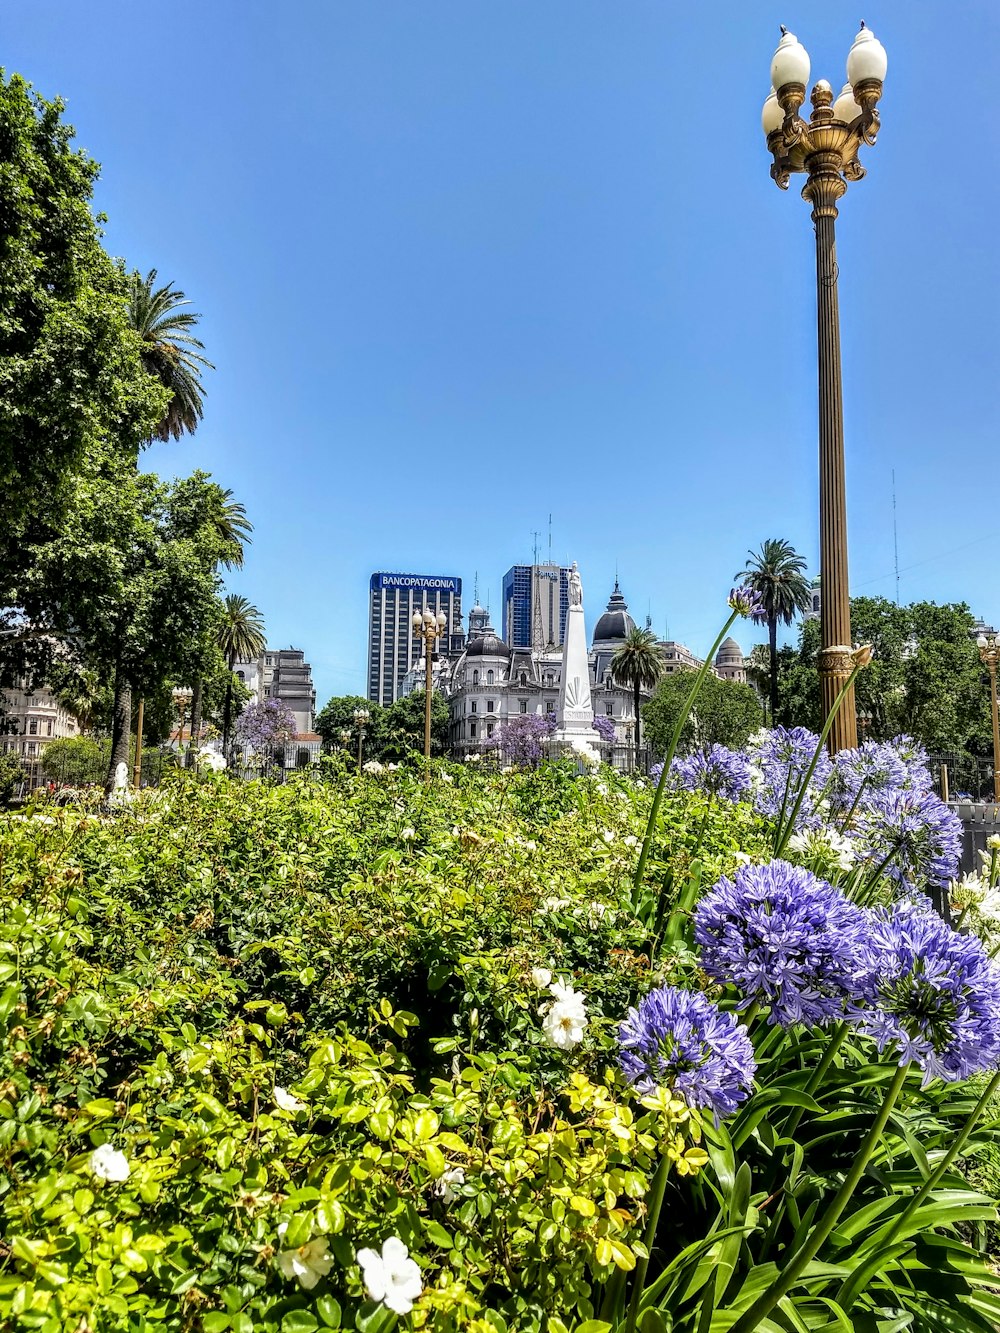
[187,492,255,763]
[128,270,215,441]
[105,271,214,791]
[737,539,812,726]
[218,595,267,755]
[611,628,664,769]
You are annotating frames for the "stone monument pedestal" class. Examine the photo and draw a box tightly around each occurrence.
[552,562,599,763]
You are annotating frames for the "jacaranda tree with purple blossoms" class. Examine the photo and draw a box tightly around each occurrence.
[235,697,297,768]
[488,712,557,767]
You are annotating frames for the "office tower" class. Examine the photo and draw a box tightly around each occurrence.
[502,563,571,650]
[368,572,463,704]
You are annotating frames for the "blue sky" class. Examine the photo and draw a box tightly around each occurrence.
[6,1,999,704]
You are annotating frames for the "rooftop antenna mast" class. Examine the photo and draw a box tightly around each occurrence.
[548,514,553,563]
[892,469,900,605]
[532,531,540,565]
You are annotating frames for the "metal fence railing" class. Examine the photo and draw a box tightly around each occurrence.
[928,753,997,804]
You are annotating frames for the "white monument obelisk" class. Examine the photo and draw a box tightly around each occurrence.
[553,562,596,753]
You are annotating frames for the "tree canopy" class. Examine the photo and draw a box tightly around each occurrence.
[0,71,165,592]
[777,597,992,757]
[642,671,764,756]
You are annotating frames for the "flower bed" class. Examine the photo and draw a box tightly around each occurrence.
[2,738,1000,1332]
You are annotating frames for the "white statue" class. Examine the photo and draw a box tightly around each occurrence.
[568,562,583,607]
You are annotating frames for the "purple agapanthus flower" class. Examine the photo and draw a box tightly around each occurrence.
[857,901,1000,1083]
[728,585,766,620]
[693,860,870,1027]
[889,734,932,791]
[649,762,664,784]
[669,745,754,804]
[618,985,756,1121]
[852,787,963,891]
[831,735,934,813]
[747,727,833,831]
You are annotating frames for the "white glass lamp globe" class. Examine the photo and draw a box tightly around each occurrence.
[761,89,784,134]
[847,25,887,85]
[436,610,447,629]
[412,611,423,632]
[770,29,810,91]
[833,82,863,122]
[978,635,989,649]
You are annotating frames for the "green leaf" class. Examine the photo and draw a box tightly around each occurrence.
[317,1295,343,1328]
[202,1316,231,1333]
[282,1314,319,1332]
[424,1220,453,1248]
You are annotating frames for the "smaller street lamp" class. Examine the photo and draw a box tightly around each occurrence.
[976,633,1000,802]
[412,607,449,778]
[353,707,370,770]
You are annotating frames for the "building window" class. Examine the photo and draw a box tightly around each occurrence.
[487,669,494,685]
[28,719,38,735]
[472,670,479,686]
[520,672,527,686]
[237,671,245,682]
[471,701,477,713]
[486,723,494,738]
[605,704,613,716]
[470,721,477,738]
[46,720,53,736]
[519,700,528,714]
[546,701,555,714]
[27,742,36,756]
[487,701,494,713]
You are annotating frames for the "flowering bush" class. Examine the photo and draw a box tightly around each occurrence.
[1,727,999,1333]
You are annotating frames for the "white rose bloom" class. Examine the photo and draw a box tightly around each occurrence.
[440,772,454,785]
[595,783,608,796]
[623,834,638,848]
[524,839,537,852]
[89,1144,130,1183]
[601,829,615,844]
[539,895,570,914]
[277,1225,334,1290]
[501,765,514,775]
[542,981,588,1050]
[530,966,553,989]
[362,760,384,775]
[357,1237,423,1315]
[386,762,400,771]
[433,1165,465,1204]
[273,1086,306,1113]
[400,827,417,841]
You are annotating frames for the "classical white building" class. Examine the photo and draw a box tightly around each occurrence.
[0,679,81,776]
[445,583,745,758]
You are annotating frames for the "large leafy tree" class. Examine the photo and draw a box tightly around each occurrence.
[218,595,267,752]
[643,671,763,756]
[738,539,812,723]
[0,71,164,681]
[20,464,243,787]
[315,696,382,755]
[378,691,450,762]
[611,628,664,768]
[780,597,992,761]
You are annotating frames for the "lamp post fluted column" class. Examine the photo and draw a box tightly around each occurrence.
[412,607,448,781]
[807,135,857,751]
[763,24,888,753]
[977,634,1000,802]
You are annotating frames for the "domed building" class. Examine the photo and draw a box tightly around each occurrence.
[448,604,516,750]
[714,637,747,684]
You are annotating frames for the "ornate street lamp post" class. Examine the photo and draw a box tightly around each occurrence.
[353,707,370,770]
[762,24,887,753]
[411,607,448,779]
[976,632,1000,802]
